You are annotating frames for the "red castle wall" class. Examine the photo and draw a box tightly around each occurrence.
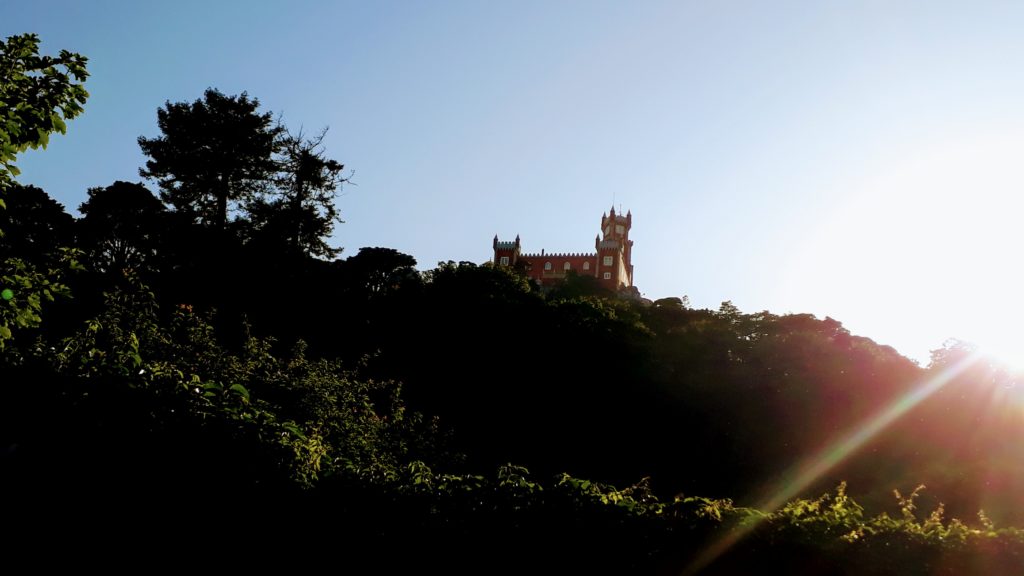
[517,253,597,286]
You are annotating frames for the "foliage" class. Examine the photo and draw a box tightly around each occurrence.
[248,128,348,258]
[318,459,1024,573]
[653,295,690,309]
[0,182,74,265]
[138,88,280,231]
[0,34,87,349]
[544,269,615,300]
[0,33,88,191]
[0,183,79,345]
[741,484,1024,574]
[0,251,76,348]
[4,274,438,492]
[77,180,167,275]
[341,246,418,298]
[138,90,349,260]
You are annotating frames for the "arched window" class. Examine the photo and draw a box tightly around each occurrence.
[583,262,590,271]
[563,262,571,271]
[544,262,552,271]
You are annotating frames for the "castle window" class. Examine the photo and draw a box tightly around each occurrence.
[499,256,509,266]
[616,224,625,235]
[583,262,590,271]
[603,272,611,279]
[544,262,552,271]
[563,262,571,271]
[603,256,613,266]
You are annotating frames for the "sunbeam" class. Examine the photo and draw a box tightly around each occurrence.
[683,349,985,575]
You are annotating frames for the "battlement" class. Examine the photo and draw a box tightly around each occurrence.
[521,252,596,259]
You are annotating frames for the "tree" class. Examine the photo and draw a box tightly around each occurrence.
[653,296,690,309]
[138,88,280,233]
[0,183,74,266]
[77,181,167,275]
[545,271,614,301]
[0,34,89,194]
[343,247,418,297]
[248,128,348,259]
[0,34,88,348]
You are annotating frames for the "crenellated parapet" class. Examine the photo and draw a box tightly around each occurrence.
[493,234,521,251]
[521,251,596,259]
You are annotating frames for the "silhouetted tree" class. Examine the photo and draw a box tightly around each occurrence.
[653,296,689,309]
[0,183,74,266]
[545,271,614,300]
[138,88,280,233]
[343,247,418,297]
[77,181,167,275]
[248,129,348,259]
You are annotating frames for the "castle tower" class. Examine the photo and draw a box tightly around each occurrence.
[596,206,634,290]
[493,234,521,268]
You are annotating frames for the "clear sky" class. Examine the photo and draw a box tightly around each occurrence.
[6,1,1024,365]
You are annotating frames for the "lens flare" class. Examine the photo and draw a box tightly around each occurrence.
[683,349,984,574]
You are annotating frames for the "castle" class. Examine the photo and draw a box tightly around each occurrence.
[492,207,634,293]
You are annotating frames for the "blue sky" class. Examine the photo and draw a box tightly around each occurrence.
[7,1,1024,364]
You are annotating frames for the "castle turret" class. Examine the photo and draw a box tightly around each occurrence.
[594,206,633,290]
[493,234,521,268]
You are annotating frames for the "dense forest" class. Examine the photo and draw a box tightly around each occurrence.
[4,33,1024,573]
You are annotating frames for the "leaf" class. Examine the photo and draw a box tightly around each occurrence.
[228,383,250,400]
[51,114,66,134]
[282,421,307,440]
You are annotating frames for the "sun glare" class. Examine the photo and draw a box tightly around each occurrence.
[782,126,1024,367]
[972,340,1024,375]
[683,349,986,574]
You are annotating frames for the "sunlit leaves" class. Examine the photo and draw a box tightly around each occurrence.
[0,251,75,349]
[0,33,89,189]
